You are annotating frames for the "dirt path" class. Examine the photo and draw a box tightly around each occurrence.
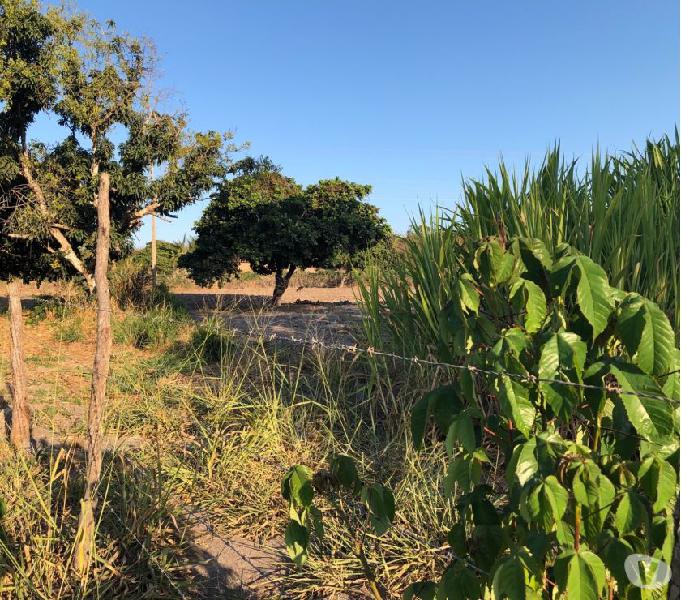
[174,286,364,345]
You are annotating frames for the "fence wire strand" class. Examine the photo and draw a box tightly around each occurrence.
[219,326,679,405]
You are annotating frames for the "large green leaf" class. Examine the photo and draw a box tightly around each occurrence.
[638,455,677,513]
[458,273,480,315]
[554,550,606,600]
[573,255,613,339]
[516,237,552,285]
[361,483,395,536]
[614,490,645,534]
[284,521,309,566]
[281,465,314,510]
[446,414,476,454]
[511,437,538,487]
[497,375,535,437]
[617,294,675,376]
[329,455,359,491]
[411,384,462,449]
[437,564,481,600]
[522,475,568,530]
[538,332,587,380]
[404,581,437,600]
[511,279,547,333]
[445,451,487,495]
[492,556,525,600]
[538,332,586,420]
[610,363,674,442]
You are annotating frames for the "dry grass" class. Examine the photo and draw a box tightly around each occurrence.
[0,294,459,598]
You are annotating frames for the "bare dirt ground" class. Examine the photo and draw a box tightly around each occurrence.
[173,284,364,344]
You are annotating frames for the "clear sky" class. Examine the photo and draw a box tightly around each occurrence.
[40,0,679,245]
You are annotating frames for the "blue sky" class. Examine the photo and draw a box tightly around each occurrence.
[40,1,679,245]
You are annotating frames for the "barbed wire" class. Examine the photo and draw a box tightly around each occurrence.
[218,326,679,405]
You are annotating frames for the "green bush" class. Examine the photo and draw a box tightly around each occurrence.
[26,296,74,325]
[322,236,679,598]
[187,316,234,363]
[52,315,84,343]
[113,305,189,349]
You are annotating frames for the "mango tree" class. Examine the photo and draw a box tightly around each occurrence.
[179,156,391,305]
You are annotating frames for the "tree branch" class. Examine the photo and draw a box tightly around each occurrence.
[18,151,96,292]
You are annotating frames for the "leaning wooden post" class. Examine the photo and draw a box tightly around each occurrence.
[75,172,112,574]
[7,279,31,452]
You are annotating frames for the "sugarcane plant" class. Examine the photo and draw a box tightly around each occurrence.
[285,237,679,599]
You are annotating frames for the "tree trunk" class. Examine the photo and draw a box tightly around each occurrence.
[7,279,31,452]
[272,266,295,307]
[151,210,157,294]
[75,172,112,574]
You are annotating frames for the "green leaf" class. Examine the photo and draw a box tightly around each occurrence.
[329,455,359,491]
[447,523,467,556]
[516,237,552,285]
[446,414,476,454]
[601,535,634,592]
[361,483,395,536]
[511,278,547,333]
[523,475,568,530]
[617,294,675,376]
[538,332,587,420]
[538,332,587,380]
[411,385,462,449]
[639,456,677,512]
[284,521,309,566]
[497,374,535,437]
[510,437,538,486]
[610,362,674,442]
[554,550,606,600]
[476,239,515,286]
[282,465,314,509]
[614,490,645,534]
[437,564,481,600]
[573,255,613,339]
[492,556,525,600]
[458,273,480,315]
[403,581,436,600]
[445,453,482,495]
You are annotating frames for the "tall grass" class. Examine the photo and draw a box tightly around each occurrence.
[358,210,467,358]
[456,131,679,324]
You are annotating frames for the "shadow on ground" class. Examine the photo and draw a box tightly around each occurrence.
[175,291,363,344]
[0,429,279,599]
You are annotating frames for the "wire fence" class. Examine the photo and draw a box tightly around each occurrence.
[218,325,679,405]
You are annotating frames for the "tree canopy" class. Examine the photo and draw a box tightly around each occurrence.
[179,156,391,304]
[0,0,234,288]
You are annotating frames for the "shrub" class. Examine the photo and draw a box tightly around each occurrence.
[113,305,189,349]
[26,296,74,325]
[313,236,679,598]
[187,316,234,363]
[52,314,84,343]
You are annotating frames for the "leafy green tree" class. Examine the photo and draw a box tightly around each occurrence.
[180,156,391,305]
[1,0,234,571]
[0,0,76,451]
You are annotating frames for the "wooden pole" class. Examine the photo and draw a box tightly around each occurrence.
[7,279,31,452]
[151,210,157,293]
[75,172,112,575]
